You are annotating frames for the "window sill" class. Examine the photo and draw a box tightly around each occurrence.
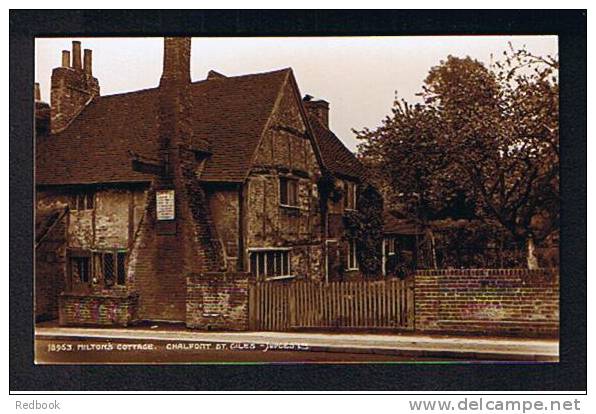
[264,275,295,281]
[280,204,300,210]
[61,289,134,299]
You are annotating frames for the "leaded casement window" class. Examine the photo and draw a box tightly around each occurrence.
[69,249,127,290]
[279,176,299,207]
[385,237,396,256]
[71,256,90,284]
[347,239,359,270]
[343,181,357,210]
[93,250,127,287]
[249,249,292,280]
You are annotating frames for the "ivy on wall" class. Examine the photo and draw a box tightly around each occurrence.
[317,173,344,208]
[343,183,384,278]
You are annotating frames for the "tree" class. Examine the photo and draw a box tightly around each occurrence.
[356,46,559,268]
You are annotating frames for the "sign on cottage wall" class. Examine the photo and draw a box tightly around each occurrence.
[156,190,175,220]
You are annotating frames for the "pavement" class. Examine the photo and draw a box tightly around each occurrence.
[35,324,559,362]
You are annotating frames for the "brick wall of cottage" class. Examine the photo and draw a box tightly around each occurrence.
[186,272,251,330]
[414,268,559,337]
[246,77,325,281]
[59,291,139,326]
[37,187,146,251]
[36,187,147,324]
[205,186,241,271]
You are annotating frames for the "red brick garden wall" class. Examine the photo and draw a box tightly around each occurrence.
[186,272,251,330]
[414,268,559,337]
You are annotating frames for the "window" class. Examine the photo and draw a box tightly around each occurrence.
[71,256,90,284]
[347,239,358,270]
[280,177,298,207]
[250,249,291,280]
[386,237,396,255]
[71,192,94,211]
[343,182,357,210]
[94,251,127,287]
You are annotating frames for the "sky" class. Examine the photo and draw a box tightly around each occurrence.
[35,36,557,151]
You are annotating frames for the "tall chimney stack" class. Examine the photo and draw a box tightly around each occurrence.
[83,49,92,75]
[50,40,100,133]
[72,41,82,70]
[303,95,330,129]
[61,50,70,68]
[160,37,191,85]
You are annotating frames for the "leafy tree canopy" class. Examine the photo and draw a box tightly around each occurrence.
[355,45,559,266]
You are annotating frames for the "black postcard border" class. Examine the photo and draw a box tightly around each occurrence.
[9,9,587,392]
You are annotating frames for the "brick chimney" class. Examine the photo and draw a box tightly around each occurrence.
[158,37,192,156]
[50,40,100,133]
[303,95,330,129]
[160,37,191,86]
[34,82,50,136]
[133,37,223,322]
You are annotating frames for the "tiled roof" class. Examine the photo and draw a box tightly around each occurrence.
[195,69,289,182]
[36,68,290,186]
[308,115,366,181]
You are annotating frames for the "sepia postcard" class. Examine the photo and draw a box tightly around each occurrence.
[33,33,560,365]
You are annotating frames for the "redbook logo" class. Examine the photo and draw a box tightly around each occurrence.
[15,400,61,410]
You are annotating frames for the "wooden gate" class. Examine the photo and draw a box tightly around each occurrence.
[248,278,414,331]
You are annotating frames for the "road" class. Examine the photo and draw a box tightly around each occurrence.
[35,337,457,364]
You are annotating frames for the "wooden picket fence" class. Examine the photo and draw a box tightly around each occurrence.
[248,278,414,331]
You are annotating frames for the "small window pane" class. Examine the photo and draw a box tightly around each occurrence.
[250,253,258,277]
[288,181,297,206]
[258,253,265,278]
[280,178,288,205]
[282,252,289,275]
[117,252,126,285]
[266,253,275,277]
[78,257,90,283]
[274,252,281,276]
[87,192,94,209]
[72,259,81,281]
[103,253,114,287]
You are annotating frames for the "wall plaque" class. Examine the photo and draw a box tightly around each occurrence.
[156,189,175,221]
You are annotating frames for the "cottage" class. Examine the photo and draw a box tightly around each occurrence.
[34,37,369,327]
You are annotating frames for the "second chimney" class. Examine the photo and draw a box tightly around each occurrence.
[61,50,70,67]
[84,49,92,75]
[72,41,82,70]
[50,40,100,133]
[303,96,330,129]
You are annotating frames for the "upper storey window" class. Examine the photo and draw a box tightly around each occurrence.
[280,177,298,208]
[70,191,94,211]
